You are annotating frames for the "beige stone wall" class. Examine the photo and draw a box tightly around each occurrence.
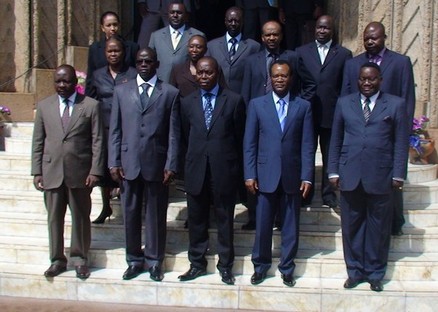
[329,0,437,126]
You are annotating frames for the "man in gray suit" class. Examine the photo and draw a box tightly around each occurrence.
[207,6,260,94]
[137,0,192,49]
[31,65,104,280]
[149,2,204,82]
[108,47,180,282]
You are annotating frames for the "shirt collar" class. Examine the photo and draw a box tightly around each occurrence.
[316,39,332,49]
[137,74,158,88]
[226,32,241,43]
[368,47,386,59]
[59,92,77,105]
[201,84,219,97]
[361,91,380,103]
[169,25,185,35]
[272,92,290,104]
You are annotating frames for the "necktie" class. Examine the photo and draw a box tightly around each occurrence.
[204,93,213,130]
[318,44,328,64]
[61,98,70,132]
[369,54,382,65]
[266,53,277,92]
[229,37,237,61]
[363,97,371,122]
[278,98,287,131]
[140,83,150,109]
[172,30,180,49]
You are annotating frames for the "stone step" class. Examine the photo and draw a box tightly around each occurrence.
[2,122,35,137]
[4,137,32,155]
[0,263,436,311]
[0,152,31,171]
[1,213,437,254]
[0,235,436,282]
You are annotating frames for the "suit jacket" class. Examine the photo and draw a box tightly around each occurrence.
[86,65,137,128]
[141,0,192,13]
[235,0,270,9]
[341,49,416,122]
[207,35,261,93]
[241,49,316,104]
[86,39,139,92]
[180,87,246,196]
[296,41,352,128]
[108,78,180,181]
[327,92,409,194]
[149,25,204,82]
[244,93,315,194]
[278,0,323,15]
[31,94,104,189]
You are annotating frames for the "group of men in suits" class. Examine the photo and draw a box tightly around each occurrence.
[31,0,415,292]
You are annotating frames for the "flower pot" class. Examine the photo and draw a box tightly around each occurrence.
[409,138,435,165]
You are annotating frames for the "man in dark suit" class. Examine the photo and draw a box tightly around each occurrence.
[207,6,261,94]
[108,47,180,282]
[235,0,273,42]
[31,65,104,280]
[296,15,352,208]
[328,62,409,292]
[241,20,316,106]
[178,56,246,285]
[244,60,315,287]
[341,21,415,236]
[149,2,204,82]
[278,0,323,50]
[137,0,192,49]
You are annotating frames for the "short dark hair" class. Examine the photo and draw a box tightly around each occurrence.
[360,62,381,74]
[270,59,292,76]
[100,11,120,25]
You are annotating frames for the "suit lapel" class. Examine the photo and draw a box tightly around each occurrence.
[232,39,248,64]
[309,43,321,65]
[379,50,393,76]
[282,97,300,135]
[49,96,65,136]
[65,95,85,134]
[218,38,230,63]
[350,94,367,123]
[263,95,283,136]
[369,93,388,121]
[322,44,338,68]
[144,80,163,113]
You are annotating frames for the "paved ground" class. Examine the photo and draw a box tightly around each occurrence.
[0,296,261,312]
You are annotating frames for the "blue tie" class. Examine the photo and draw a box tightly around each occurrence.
[278,98,287,131]
[204,93,213,130]
[229,37,237,60]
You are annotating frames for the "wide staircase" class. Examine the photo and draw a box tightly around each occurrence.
[0,122,437,311]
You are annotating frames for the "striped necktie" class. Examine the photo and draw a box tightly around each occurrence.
[363,97,371,122]
[204,93,213,130]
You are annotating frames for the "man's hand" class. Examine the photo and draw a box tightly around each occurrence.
[85,175,100,188]
[300,181,312,198]
[329,177,339,189]
[33,175,44,191]
[245,179,259,195]
[110,167,125,183]
[163,170,175,185]
[392,179,404,190]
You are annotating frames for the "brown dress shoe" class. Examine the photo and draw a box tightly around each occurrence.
[44,264,67,277]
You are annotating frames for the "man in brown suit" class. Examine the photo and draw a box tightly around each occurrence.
[31,64,104,280]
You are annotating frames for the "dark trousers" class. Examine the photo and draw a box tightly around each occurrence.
[44,184,92,266]
[340,183,392,282]
[121,175,169,268]
[252,183,301,276]
[186,163,236,272]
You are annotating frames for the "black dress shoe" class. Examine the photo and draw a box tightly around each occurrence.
[369,280,383,292]
[323,199,338,208]
[220,269,235,285]
[149,266,164,282]
[75,265,90,280]
[281,274,296,287]
[241,221,256,230]
[250,272,266,285]
[343,278,363,289]
[123,265,144,280]
[44,264,67,277]
[178,266,207,281]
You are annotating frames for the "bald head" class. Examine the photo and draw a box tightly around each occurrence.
[363,21,387,56]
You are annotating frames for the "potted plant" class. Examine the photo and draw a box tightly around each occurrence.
[409,115,435,164]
